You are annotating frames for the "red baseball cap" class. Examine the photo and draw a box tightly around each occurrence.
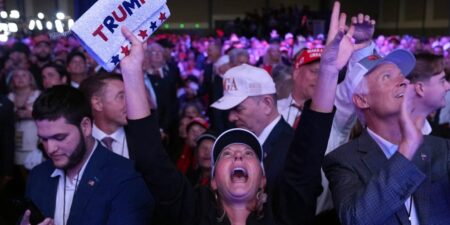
[294,48,323,69]
[186,117,209,133]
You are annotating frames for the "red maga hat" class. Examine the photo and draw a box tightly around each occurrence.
[294,48,323,69]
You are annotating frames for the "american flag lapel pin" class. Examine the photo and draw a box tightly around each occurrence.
[420,153,427,161]
[88,177,99,186]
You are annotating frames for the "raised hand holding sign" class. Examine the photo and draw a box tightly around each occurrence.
[71,0,170,72]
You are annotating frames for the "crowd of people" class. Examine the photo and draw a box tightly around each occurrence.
[221,4,320,38]
[1,1,450,225]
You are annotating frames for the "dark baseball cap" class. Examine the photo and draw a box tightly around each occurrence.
[211,128,264,177]
[196,131,217,146]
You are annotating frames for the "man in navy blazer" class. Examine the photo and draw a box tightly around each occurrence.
[20,85,153,225]
[324,49,450,225]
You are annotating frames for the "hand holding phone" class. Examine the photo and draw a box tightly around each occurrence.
[20,210,54,225]
[14,198,52,225]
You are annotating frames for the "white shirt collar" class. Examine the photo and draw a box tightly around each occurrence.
[283,94,294,104]
[290,94,301,107]
[277,94,302,127]
[366,128,398,159]
[421,120,432,135]
[92,123,129,158]
[258,115,282,145]
[91,123,125,144]
[283,94,302,107]
[70,81,80,89]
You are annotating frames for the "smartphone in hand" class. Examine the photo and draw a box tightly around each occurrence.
[13,198,45,225]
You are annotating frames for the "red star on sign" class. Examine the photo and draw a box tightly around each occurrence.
[159,12,166,22]
[367,55,380,60]
[121,45,130,56]
[138,29,148,40]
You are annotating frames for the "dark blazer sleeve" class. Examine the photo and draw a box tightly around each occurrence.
[125,113,196,225]
[163,65,180,134]
[274,101,335,224]
[198,63,213,98]
[0,96,15,177]
[447,139,450,183]
[324,144,426,225]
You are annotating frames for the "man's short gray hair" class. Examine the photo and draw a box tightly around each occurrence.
[229,48,249,65]
[353,77,369,125]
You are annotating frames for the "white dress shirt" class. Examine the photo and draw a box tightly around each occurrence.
[277,94,302,127]
[143,73,158,109]
[258,115,282,146]
[92,124,129,159]
[51,141,97,225]
[367,128,420,225]
[439,91,450,124]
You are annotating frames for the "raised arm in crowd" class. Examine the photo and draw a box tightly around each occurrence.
[118,2,358,224]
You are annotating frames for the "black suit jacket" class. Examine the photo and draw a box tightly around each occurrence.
[324,131,450,225]
[262,118,294,193]
[198,63,214,101]
[147,65,179,135]
[0,95,14,177]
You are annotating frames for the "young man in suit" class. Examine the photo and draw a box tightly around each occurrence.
[408,53,449,135]
[79,74,130,158]
[20,85,153,225]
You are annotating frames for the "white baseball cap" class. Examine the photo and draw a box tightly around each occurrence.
[211,64,276,110]
[346,49,416,101]
[214,55,229,68]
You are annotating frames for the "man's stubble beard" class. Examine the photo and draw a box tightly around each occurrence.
[61,128,87,171]
[36,54,51,63]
